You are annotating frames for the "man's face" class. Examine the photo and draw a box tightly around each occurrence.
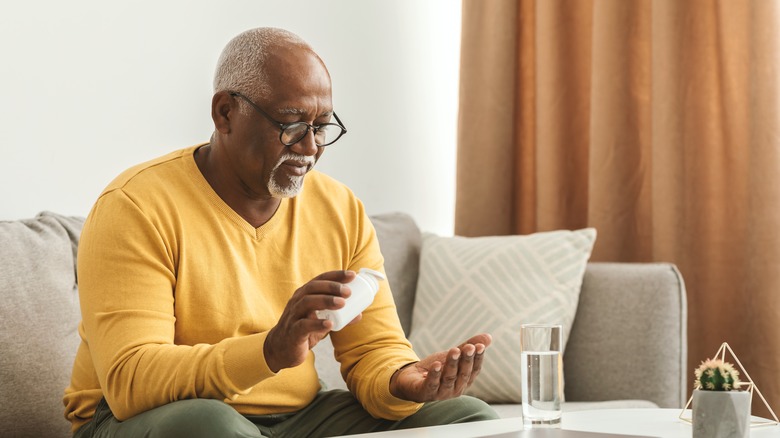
[227,48,333,200]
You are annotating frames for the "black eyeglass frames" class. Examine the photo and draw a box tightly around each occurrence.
[229,92,347,147]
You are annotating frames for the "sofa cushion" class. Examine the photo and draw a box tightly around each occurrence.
[0,212,84,438]
[408,228,596,403]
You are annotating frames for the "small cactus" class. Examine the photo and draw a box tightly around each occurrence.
[694,358,742,391]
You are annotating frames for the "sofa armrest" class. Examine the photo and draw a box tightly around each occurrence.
[563,262,688,408]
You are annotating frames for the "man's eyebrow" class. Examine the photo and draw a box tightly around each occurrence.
[277,107,334,118]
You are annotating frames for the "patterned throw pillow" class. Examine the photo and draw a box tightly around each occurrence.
[408,228,596,403]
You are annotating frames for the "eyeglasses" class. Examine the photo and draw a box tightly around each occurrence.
[229,92,347,147]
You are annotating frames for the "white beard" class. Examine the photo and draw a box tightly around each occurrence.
[267,152,315,198]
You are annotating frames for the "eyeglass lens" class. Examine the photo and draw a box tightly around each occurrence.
[282,123,343,147]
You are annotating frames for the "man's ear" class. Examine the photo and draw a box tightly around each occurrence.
[212,91,235,134]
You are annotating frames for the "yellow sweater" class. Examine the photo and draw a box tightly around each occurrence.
[63,145,422,432]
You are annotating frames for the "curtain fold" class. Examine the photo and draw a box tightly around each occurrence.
[457,0,518,236]
[458,0,780,417]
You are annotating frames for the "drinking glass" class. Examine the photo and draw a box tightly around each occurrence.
[520,323,563,429]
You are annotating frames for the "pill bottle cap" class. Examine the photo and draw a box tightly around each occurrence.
[357,268,386,292]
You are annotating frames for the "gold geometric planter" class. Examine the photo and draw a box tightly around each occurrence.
[680,342,779,430]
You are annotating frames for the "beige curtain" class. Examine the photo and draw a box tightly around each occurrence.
[457,0,780,417]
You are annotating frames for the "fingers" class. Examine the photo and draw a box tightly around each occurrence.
[439,348,460,390]
[285,270,359,334]
[312,269,357,284]
[470,342,486,385]
[442,345,478,395]
[265,270,357,372]
[419,348,471,399]
[425,338,489,399]
[461,333,492,349]
[423,361,443,395]
[457,333,489,386]
[290,270,357,319]
[455,344,475,393]
[298,290,347,318]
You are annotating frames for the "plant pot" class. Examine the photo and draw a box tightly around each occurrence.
[692,389,750,438]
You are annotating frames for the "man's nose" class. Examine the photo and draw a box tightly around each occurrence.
[288,129,319,156]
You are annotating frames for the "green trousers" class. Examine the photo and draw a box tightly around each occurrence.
[73,390,499,437]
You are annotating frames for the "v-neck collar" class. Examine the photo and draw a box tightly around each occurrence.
[185,144,288,241]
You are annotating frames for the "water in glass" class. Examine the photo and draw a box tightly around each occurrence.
[521,350,562,428]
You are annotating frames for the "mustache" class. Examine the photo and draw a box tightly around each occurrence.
[277,152,316,168]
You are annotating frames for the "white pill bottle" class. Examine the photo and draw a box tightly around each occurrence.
[316,268,386,331]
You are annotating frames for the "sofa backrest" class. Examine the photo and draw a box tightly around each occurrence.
[1,212,84,438]
[566,262,687,408]
[369,212,421,335]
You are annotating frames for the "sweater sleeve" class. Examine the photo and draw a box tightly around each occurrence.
[330,208,424,420]
[78,190,276,420]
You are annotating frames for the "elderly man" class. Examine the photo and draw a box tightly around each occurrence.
[63,27,498,437]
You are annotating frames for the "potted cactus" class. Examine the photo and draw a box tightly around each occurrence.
[692,358,750,438]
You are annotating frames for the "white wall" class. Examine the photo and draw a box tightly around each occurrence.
[0,1,461,235]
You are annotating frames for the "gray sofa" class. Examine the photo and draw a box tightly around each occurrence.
[0,211,687,437]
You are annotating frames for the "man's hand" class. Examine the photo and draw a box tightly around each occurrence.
[389,334,491,402]
[264,270,357,373]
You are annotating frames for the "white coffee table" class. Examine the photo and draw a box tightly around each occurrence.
[337,408,780,437]
[563,408,779,437]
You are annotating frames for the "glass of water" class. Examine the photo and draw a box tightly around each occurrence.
[520,323,563,429]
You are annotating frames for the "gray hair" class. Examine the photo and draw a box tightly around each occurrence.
[213,27,310,102]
